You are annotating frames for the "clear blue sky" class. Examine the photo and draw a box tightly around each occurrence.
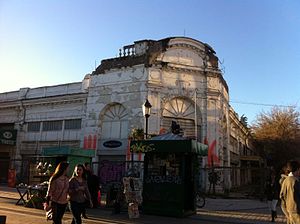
[1,0,299,124]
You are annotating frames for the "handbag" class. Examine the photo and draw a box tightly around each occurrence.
[44,182,65,221]
[46,208,53,221]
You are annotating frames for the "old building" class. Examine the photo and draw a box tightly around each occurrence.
[0,37,257,191]
[0,82,89,183]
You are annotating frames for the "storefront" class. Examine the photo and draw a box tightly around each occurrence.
[0,152,10,183]
[0,129,17,185]
[40,146,95,178]
[130,133,208,217]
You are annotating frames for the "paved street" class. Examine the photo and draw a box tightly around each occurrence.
[0,186,287,224]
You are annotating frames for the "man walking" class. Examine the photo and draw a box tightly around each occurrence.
[280,160,300,224]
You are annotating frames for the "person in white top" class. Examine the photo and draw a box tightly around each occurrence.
[45,161,69,224]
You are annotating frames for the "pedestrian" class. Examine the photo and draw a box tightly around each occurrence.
[279,165,290,222]
[81,163,89,219]
[265,170,280,222]
[280,160,300,224]
[44,161,69,224]
[69,164,93,224]
[84,162,100,208]
[81,162,100,219]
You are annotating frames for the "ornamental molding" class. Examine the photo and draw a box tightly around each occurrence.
[158,64,222,77]
[0,94,87,110]
[26,99,85,108]
[168,43,207,59]
[0,104,20,110]
[161,64,205,75]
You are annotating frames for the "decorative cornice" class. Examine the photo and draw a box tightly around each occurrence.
[160,64,205,74]
[169,43,206,58]
[0,93,87,110]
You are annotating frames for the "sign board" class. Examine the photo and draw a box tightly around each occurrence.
[99,139,127,151]
[103,140,122,148]
[0,129,17,145]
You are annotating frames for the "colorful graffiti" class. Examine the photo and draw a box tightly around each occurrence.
[83,134,97,149]
[145,175,182,184]
[207,139,220,167]
[98,160,125,185]
[126,139,145,162]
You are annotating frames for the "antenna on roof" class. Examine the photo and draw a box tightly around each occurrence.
[94,60,96,70]
[183,29,186,37]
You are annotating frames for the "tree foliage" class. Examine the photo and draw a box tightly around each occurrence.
[251,106,300,170]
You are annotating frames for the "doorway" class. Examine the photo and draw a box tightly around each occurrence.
[0,152,10,184]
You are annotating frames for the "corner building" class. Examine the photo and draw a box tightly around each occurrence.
[0,37,256,191]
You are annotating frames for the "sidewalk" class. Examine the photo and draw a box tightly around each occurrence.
[0,185,19,200]
[198,197,286,223]
[0,185,287,223]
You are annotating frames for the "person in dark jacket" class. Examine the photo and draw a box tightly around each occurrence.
[265,170,280,222]
[84,163,100,208]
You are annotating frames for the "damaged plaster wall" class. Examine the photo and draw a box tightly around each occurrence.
[85,37,231,167]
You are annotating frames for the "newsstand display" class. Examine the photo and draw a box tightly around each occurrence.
[123,177,143,218]
[131,133,208,217]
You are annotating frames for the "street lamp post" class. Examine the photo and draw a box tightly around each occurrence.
[142,99,152,139]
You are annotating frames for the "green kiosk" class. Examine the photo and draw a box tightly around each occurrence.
[130,133,208,217]
[41,146,95,176]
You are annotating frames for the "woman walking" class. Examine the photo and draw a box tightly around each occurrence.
[265,170,280,222]
[69,164,93,224]
[44,161,69,224]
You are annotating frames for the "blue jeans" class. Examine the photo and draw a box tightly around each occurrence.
[70,201,86,224]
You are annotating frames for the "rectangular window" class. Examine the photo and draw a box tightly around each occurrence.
[64,119,82,130]
[27,122,41,132]
[42,120,63,131]
[102,120,128,139]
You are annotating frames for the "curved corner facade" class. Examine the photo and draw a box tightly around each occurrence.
[0,37,256,191]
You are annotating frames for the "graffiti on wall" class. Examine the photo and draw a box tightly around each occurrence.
[145,175,182,184]
[83,134,97,149]
[207,139,220,167]
[98,160,125,185]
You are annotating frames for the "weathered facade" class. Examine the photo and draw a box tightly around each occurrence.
[0,37,256,191]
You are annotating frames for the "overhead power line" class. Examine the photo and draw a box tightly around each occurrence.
[229,100,296,108]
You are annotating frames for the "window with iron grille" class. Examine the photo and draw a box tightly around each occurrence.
[162,117,197,138]
[162,97,200,139]
[42,120,63,131]
[64,119,82,130]
[27,122,41,132]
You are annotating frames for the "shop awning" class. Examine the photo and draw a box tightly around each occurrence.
[41,146,95,158]
[130,133,208,156]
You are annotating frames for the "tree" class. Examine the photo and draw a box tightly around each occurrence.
[130,128,144,140]
[251,106,300,170]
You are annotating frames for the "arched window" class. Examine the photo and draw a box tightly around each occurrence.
[162,97,201,139]
[101,103,129,139]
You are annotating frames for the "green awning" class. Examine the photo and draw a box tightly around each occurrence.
[130,138,208,156]
[191,140,208,156]
[41,146,95,158]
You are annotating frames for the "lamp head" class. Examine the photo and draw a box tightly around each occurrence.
[142,99,152,117]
